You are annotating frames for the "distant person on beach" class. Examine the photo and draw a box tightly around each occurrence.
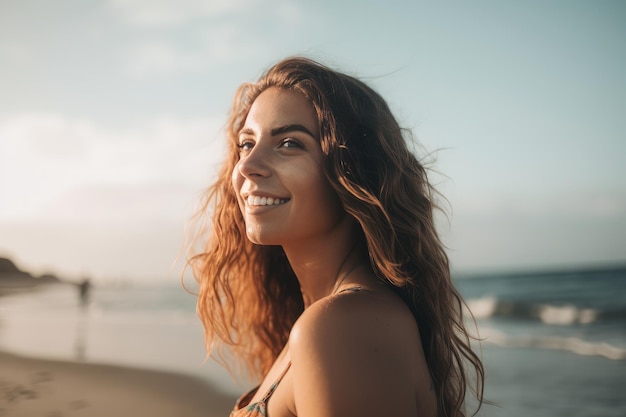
[77,278,91,307]
[188,57,485,417]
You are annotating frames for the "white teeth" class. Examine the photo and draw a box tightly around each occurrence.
[246,195,288,206]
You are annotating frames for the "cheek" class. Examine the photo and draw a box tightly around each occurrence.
[298,173,343,220]
[231,164,245,210]
[231,160,245,190]
[231,164,239,189]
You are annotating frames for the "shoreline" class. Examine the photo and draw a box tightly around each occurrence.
[0,349,237,417]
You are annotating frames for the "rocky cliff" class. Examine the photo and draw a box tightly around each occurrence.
[0,257,62,290]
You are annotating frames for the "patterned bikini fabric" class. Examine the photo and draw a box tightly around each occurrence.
[230,362,291,417]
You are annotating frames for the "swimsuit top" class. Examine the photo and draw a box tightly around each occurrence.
[230,362,292,417]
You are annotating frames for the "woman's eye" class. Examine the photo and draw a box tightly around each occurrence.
[238,140,254,151]
[280,138,302,149]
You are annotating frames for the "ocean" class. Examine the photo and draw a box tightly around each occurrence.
[456,266,626,417]
[457,266,626,361]
[0,266,624,416]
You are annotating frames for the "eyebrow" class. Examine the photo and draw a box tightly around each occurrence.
[238,124,317,138]
[271,124,316,138]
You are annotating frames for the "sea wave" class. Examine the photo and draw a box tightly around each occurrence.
[478,326,626,361]
[466,296,623,325]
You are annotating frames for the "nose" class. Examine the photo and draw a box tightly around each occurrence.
[236,142,272,179]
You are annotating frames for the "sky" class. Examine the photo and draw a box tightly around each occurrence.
[0,0,625,283]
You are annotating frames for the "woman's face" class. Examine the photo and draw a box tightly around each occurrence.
[232,87,344,246]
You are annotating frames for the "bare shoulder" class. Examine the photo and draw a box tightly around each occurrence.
[291,287,420,357]
[288,288,435,417]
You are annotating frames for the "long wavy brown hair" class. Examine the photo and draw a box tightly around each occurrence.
[187,57,484,417]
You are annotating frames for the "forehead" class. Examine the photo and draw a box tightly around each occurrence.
[243,87,318,135]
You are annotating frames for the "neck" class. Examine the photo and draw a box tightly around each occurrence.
[282,217,365,307]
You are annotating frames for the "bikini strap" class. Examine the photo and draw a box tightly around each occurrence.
[336,285,363,294]
[260,361,292,402]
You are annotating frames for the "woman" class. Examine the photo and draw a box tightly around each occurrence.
[188,57,485,417]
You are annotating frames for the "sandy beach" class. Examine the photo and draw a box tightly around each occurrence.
[0,350,236,417]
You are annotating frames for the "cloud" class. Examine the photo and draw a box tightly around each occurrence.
[0,113,230,280]
[118,0,309,77]
[109,0,260,27]
[0,113,225,221]
[126,23,266,76]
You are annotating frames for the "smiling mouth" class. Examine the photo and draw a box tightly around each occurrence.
[246,195,290,207]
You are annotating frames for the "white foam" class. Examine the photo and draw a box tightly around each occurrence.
[538,305,598,325]
[466,296,497,319]
[482,331,626,360]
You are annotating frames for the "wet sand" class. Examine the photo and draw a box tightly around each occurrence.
[0,350,236,417]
